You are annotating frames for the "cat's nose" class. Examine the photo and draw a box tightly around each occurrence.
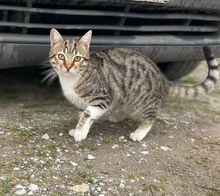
[64,60,73,71]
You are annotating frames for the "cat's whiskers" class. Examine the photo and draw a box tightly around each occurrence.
[41,68,58,85]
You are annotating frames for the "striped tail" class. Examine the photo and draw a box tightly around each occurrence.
[168,46,219,99]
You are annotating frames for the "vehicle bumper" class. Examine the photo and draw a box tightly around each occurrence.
[1,33,220,68]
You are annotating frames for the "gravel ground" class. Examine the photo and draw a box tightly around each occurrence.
[0,64,220,196]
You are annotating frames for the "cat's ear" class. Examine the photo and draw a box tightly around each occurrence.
[79,30,92,50]
[50,28,63,47]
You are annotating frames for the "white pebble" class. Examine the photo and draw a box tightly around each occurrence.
[69,183,90,193]
[141,143,147,147]
[70,161,78,166]
[96,186,102,192]
[15,189,27,195]
[140,151,149,155]
[87,154,95,160]
[28,183,39,192]
[15,185,24,189]
[27,191,33,195]
[99,182,105,186]
[112,144,119,149]
[41,133,50,140]
[160,146,172,151]
[119,183,125,189]
[13,167,20,171]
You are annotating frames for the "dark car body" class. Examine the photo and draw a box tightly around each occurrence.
[1,0,220,79]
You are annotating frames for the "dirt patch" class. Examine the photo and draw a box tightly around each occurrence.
[0,65,220,196]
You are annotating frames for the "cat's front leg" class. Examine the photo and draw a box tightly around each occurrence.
[69,106,107,142]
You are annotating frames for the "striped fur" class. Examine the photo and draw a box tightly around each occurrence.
[169,46,219,98]
[49,29,219,142]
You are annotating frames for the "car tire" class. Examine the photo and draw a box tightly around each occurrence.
[158,61,201,81]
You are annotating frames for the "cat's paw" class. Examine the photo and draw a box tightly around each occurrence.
[129,131,146,142]
[69,129,88,142]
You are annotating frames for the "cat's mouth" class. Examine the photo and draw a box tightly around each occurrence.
[60,70,73,75]
[59,68,77,76]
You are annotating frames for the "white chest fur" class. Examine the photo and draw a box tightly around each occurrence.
[58,74,87,110]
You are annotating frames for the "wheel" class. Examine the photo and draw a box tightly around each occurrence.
[158,61,201,81]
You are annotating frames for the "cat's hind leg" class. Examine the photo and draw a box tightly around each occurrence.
[130,120,154,141]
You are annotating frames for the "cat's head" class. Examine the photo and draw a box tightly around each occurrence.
[49,28,92,75]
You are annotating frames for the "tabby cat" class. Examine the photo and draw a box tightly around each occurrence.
[49,28,219,142]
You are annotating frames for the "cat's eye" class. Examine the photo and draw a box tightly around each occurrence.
[74,56,81,62]
[58,54,65,60]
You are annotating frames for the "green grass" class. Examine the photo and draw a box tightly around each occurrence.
[196,156,213,165]
[182,76,198,84]
[128,172,140,182]
[208,140,220,146]
[208,189,220,196]
[78,142,98,151]
[0,177,12,194]
[149,182,166,195]
[10,127,34,144]
[72,171,93,184]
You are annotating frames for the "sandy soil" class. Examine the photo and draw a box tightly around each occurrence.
[0,64,219,196]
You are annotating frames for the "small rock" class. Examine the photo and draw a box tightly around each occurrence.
[0,176,7,180]
[53,176,60,180]
[99,182,105,186]
[15,185,24,189]
[112,144,119,149]
[142,143,147,147]
[69,183,90,193]
[13,167,20,171]
[126,153,131,157]
[87,154,95,160]
[41,187,47,192]
[119,183,125,189]
[119,136,125,140]
[92,178,98,183]
[70,161,78,166]
[96,186,102,192]
[90,186,96,192]
[41,133,50,140]
[28,183,39,192]
[60,157,67,161]
[59,133,63,136]
[27,191,33,195]
[140,151,149,155]
[160,146,172,151]
[15,189,27,195]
